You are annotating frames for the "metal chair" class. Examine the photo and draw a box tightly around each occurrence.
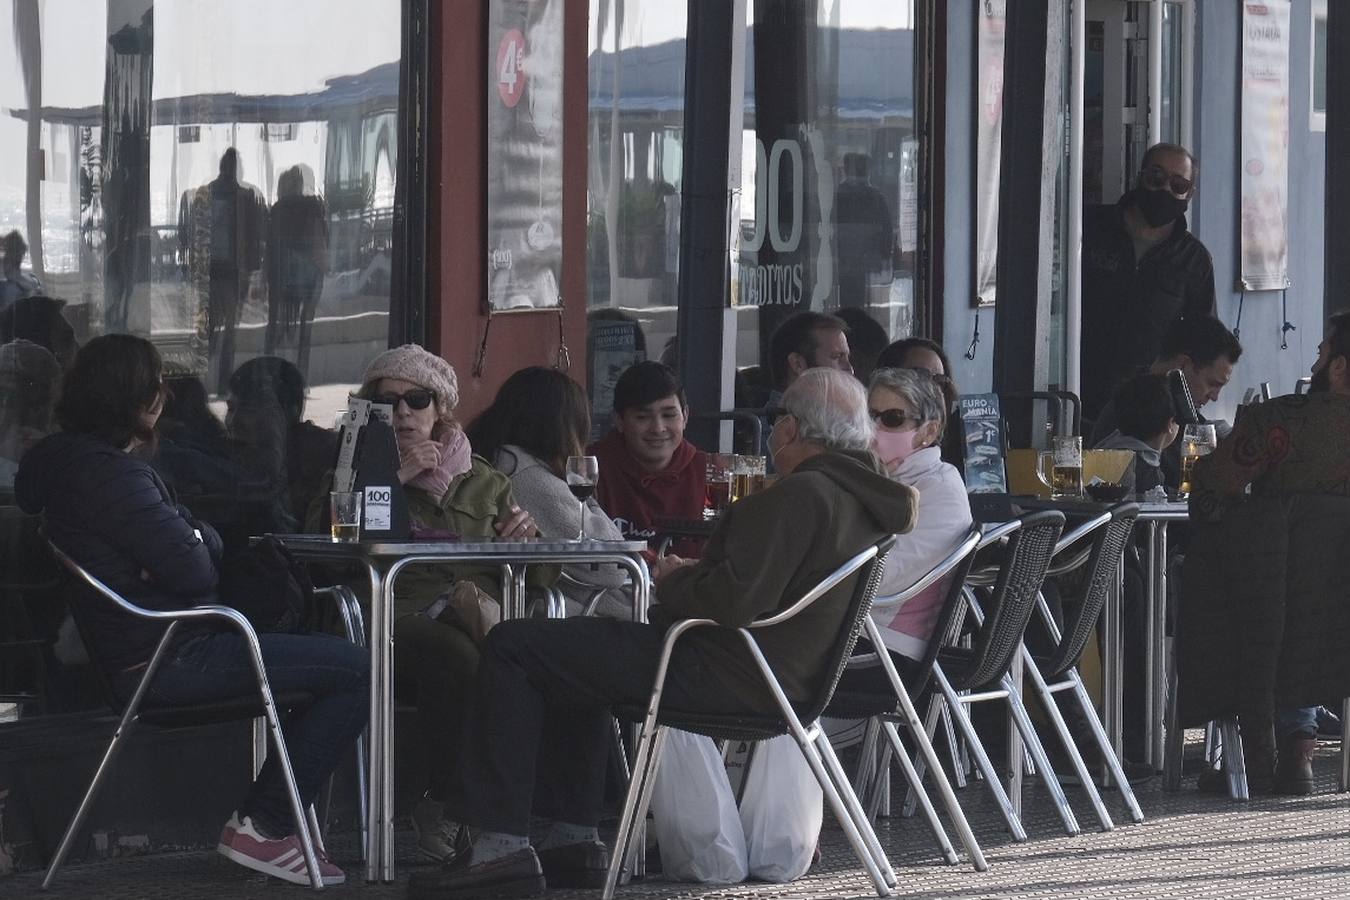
[688,408,765,456]
[602,536,899,899]
[919,511,1074,836]
[826,524,988,871]
[1000,390,1083,440]
[1019,502,1145,828]
[42,539,330,890]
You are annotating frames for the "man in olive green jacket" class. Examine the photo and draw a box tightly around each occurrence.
[414,369,918,899]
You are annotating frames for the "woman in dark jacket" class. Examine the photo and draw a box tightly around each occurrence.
[15,334,367,887]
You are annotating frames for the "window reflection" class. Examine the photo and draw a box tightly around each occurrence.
[0,0,405,723]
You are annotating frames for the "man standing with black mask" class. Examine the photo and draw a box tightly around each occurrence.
[1081,143,1216,425]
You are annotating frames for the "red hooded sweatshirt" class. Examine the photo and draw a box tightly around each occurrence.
[589,430,707,557]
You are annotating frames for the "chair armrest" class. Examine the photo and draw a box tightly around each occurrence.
[870,526,981,610]
[1053,510,1112,556]
[748,543,883,629]
[977,518,1023,549]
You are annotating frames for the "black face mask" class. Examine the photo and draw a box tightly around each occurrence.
[1310,362,1333,394]
[1132,187,1190,228]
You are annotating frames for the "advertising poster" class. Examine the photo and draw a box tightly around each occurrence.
[486,0,565,311]
[588,318,643,441]
[1239,0,1291,291]
[974,0,1006,307]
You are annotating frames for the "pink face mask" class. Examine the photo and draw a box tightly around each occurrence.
[872,428,922,473]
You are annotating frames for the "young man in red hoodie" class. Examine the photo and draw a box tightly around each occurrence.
[589,361,706,555]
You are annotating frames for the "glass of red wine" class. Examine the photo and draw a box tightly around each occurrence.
[565,455,599,541]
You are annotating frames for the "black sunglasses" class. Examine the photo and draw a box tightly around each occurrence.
[372,389,435,411]
[1141,164,1195,198]
[869,407,924,429]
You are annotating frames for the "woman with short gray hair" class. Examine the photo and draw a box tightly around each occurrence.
[852,366,973,671]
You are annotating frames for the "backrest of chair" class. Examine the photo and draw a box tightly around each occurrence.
[900,526,983,701]
[1043,502,1139,678]
[45,538,162,623]
[793,534,897,724]
[954,510,1065,691]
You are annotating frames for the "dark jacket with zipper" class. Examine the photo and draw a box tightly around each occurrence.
[15,431,224,674]
[1081,197,1216,423]
[653,449,916,708]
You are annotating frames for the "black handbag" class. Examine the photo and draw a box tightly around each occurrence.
[218,535,314,634]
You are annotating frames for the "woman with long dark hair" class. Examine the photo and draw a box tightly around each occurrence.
[16,334,368,886]
[468,367,629,616]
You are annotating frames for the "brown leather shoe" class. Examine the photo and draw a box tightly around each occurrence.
[407,847,545,900]
[1274,730,1317,795]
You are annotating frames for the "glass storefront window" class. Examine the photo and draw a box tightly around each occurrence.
[732,1,919,398]
[0,0,408,723]
[585,0,687,439]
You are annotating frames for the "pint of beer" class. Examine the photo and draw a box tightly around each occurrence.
[1177,424,1217,494]
[1038,436,1083,499]
[730,455,767,503]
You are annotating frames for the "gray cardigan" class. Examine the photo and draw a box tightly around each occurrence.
[493,444,632,616]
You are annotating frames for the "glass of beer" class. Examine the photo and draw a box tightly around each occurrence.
[731,455,767,503]
[1178,423,1217,494]
[1038,435,1083,499]
[330,491,363,543]
[705,453,733,519]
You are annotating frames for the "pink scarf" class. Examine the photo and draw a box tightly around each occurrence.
[408,426,473,502]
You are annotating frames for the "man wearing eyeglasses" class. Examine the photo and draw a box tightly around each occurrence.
[1081,142,1216,428]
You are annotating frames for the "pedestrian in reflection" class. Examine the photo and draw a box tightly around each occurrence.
[0,339,61,487]
[0,230,44,312]
[833,153,894,310]
[179,148,267,392]
[264,165,329,382]
[0,295,79,369]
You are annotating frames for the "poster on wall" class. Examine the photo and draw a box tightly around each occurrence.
[1239,0,1291,291]
[974,0,1006,308]
[486,0,564,312]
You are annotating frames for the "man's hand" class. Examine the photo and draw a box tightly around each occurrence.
[397,440,442,484]
[652,554,695,582]
[493,504,538,539]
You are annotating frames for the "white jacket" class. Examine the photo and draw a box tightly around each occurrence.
[871,446,973,660]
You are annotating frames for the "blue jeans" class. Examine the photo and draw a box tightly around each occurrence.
[114,631,369,835]
[1275,706,1318,740]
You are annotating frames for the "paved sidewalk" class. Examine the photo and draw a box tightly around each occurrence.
[4,738,1346,899]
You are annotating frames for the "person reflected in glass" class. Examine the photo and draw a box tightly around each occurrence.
[0,295,79,370]
[264,165,329,382]
[15,334,367,885]
[0,340,61,488]
[308,343,544,864]
[832,153,894,311]
[0,230,44,312]
[468,367,631,616]
[587,361,707,558]
[178,148,268,392]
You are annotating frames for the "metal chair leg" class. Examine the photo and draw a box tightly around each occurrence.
[1220,719,1249,801]
[933,668,1027,841]
[1340,697,1349,793]
[902,693,947,818]
[878,721,960,866]
[1019,650,1114,832]
[1000,675,1080,836]
[1068,673,1144,823]
[602,724,666,900]
[804,729,894,896]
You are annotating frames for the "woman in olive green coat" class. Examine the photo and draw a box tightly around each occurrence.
[341,344,542,863]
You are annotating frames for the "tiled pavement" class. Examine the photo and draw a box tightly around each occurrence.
[3,737,1346,900]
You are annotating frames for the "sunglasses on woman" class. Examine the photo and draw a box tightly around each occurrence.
[1140,164,1195,198]
[371,389,436,411]
[869,407,924,429]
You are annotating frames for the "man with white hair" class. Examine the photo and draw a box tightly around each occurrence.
[411,368,918,899]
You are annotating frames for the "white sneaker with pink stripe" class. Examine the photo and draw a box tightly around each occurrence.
[216,811,346,886]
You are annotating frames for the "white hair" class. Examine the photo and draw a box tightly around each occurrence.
[868,367,947,437]
[782,368,874,452]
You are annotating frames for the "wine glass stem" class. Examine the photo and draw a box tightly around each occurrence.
[578,499,586,541]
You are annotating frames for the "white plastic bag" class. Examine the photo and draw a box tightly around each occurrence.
[737,734,824,882]
[649,729,749,883]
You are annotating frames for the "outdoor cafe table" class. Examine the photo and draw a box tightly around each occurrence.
[272,535,651,883]
[1011,497,1189,784]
